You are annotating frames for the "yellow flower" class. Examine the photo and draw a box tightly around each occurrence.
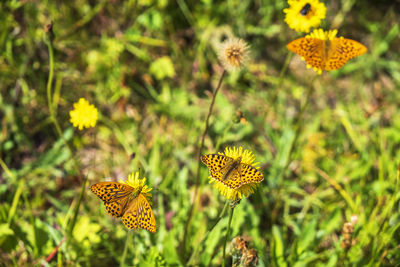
[218,38,250,71]
[209,147,262,202]
[69,98,98,130]
[119,171,152,201]
[306,28,337,41]
[284,0,326,33]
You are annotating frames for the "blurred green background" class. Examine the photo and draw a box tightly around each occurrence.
[1,0,400,266]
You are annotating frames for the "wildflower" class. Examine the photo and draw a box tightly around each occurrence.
[69,98,98,130]
[119,171,153,201]
[205,147,263,201]
[284,0,326,33]
[218,38,250,71]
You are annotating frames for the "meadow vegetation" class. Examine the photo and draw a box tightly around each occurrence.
[1,0,400,266]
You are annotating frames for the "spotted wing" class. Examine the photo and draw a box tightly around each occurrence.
[91,182,134,217]
[221,164,264,189]
[325,37,367,70]
[287,37,325,71]
[201,154,234,180]
[122,194,156,233]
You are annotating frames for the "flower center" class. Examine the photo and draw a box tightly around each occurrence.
[300,3,312,16]
[225,46,243,67]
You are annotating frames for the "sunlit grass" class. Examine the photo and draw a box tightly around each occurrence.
[1,0,400,266]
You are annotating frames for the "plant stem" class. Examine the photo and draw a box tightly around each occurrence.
[67,176,88,238]
[222,205,235,267]
[120,230,132,267]
[187,200,230,265]
[281,75,316,173]
[270,52,293,110]
[271,75,316,223]
[180,70,226,256]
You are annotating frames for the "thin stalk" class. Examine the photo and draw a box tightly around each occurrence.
[222,205,235,267]
[120,231,132,267]
[1,158,24,226]
[271,75,316,222]
[67,176,88,238]
[270,52,293,109]
[181,70,226,256]
[187,200,230,265]
[281,75,316,173]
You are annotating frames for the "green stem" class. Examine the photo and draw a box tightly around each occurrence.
[0,158,24,226]
[120,230,132,267]
[281,75,316,173]
[187,200,230,265]
[222,205,235,267]
[270,52,293,109]
[271,75,316,223]
[67,176,88,238]
[181,70,226,256]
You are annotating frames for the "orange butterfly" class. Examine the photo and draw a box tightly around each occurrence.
[287,29,367,73]
[201,154,264,189]
[91,181,156,232]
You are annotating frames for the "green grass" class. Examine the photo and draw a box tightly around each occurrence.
[1,0,400,266]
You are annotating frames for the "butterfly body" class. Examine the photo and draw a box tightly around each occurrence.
[221,156,242,181]
[91,182,156,232]
[287,36,367,72]
[201,154,263,189]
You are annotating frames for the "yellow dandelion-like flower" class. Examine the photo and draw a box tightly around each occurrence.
[120,171,152,201]
[203,146,263,202]
[306,28,337,40]
[218,38,250,71]
[284,0,326,33]
[69,98,98,130]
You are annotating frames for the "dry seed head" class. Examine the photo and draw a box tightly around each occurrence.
[218,38,250,71]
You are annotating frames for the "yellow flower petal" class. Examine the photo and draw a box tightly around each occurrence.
[69,98,98,130]
[284,0,326,33]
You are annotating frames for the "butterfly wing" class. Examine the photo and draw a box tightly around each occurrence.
[91,182,134,217]
[201,154,232,177]
[222,164,264,189]
[122,194,156,232]
[287,37,326,71]
[325,37,367,70]
[239,164,264,185]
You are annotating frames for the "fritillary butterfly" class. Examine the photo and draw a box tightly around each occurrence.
[91,182,156,232]
[287,35,367,71]
[201,154,264,189]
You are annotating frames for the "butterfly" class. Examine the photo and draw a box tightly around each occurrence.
[91,182,156,232]
[201,154,264,189]
[287,35,367,72]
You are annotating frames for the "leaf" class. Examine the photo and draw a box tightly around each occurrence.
[272,225,287,267]
[149,56,176,80]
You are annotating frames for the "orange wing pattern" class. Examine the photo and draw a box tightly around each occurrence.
[287,36,367,71]
[91,182,134,217]
[201,154,264,189]
[122,194,156,232]
[287,37,325,71]
[325,38,367,70]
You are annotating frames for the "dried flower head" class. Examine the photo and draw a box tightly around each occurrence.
[230,236,259,267]
[69,98,98,130]
[284,0,326,33]
[340,216,358,249]
[218,38,250,71]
